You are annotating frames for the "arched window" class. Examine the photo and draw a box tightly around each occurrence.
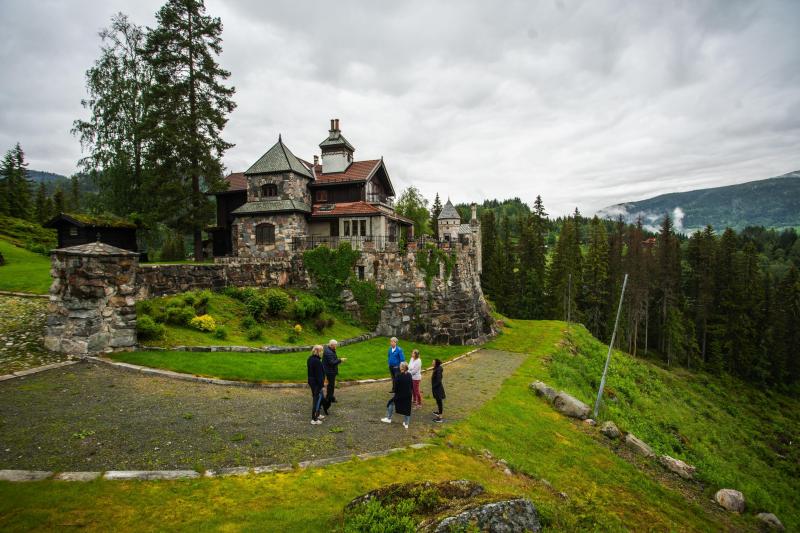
[256,223,275,245]
[261,184,278,198]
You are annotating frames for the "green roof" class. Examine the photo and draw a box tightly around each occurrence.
[319,131,355,152]
[438,199,461,221]
[244,137,312,179]
[231,200,311,216]
[45,212,138,229]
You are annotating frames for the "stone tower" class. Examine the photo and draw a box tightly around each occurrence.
[437,199,461,243]
[231,136,312,257]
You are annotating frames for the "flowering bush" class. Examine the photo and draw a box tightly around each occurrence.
[189,314,217,332]
[287,323,303,343]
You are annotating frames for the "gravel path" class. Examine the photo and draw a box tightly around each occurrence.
[0,349,524,471]
[0,295,69,375]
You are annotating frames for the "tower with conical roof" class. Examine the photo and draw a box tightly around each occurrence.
[319,118,354,174]
[230,136,313,256]
[437,199,461,244]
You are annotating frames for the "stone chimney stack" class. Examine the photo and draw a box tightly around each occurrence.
[313,155,319,166]
[470,203,478,224]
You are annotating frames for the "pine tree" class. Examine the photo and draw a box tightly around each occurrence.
[686,226,717,363]
[547,218,582,321]
[771,265,800,385]
[654,215,681,365]
[53,187,65,215]
[69,175,81,212]
[480,209,499,299]
[430,193,442,239]
[144,0,236,261]
[1,143,32,220]
[583,216,609,338]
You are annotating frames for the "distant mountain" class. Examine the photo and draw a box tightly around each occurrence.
[26,169,97,195]
[597,170,800,233]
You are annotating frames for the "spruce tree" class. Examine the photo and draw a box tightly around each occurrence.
[34,182,48,223]
[69,175,81,212]
[655,215,681,364]
[2,143,32,220]
[546,218,582,321]
[771,266,800,385]
[143,0,236,261]
[480,209,499,299]
[53,187,65,215]
[583,216,609,338]
[430,193,442,239]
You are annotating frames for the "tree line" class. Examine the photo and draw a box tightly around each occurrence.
[480,197,800,390]
[72,0,235,261]
[0,143,81,224]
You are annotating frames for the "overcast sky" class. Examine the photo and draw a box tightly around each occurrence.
[1,0,798,216]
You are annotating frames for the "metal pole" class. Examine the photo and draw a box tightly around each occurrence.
[593,273,628,419]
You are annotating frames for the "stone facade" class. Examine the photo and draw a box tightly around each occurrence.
[246,171,311,205]
[235,213,308,258]
[45,242,139,355]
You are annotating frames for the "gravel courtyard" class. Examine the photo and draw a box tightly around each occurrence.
[0,348,524,471]
[0,295,70,375]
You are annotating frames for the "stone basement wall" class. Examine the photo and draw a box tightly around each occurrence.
[358,244,495,345]
[235,212,308,257]
[44,243,139,355]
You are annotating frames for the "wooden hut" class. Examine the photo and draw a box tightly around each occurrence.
[44,213,139,252]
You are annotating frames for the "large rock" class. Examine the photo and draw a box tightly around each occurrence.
[714,489,745,513]
[553,392,590,420]
[756,513,784,530]
[624,433,655,457]
[530,381,556,402]
[659,455,696,479]
[428,498,541,533]
[600,421,621,439]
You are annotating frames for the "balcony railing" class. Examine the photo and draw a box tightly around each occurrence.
[366,193,394,207]
[291,234,470,252]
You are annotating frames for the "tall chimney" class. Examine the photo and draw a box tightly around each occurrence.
[330,119,335,131]
[334,118,340,131]
[471,203,478,224]
[313,155,319,166]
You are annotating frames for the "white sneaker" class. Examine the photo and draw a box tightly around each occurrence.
[311,419,322,425]
[318,414,326,420]
[380,417,392,423]
[403,422,409,429]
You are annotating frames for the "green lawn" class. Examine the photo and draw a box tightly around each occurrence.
[110,337,468,382]
[0,321,757,531]
[0,239,51,294]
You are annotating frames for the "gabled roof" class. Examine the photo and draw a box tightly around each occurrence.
[312,159,382,185]
[221,172,247,192]
[244,137,313,179]
[311,201,382,217]
[232,200,311,216]
[438,199,461,221]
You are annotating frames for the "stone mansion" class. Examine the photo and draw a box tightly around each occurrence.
[209,119,480,262]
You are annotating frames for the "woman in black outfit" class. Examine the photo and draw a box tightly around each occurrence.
[431,358,445,423]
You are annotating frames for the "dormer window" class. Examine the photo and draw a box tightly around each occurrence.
[261,184,278,198]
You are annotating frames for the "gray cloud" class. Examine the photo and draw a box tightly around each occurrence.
[0,0,798,216]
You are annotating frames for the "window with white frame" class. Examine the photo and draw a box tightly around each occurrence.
[342,218,368,237]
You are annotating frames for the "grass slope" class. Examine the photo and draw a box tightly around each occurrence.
[0,240,51,294]
[485,319,798,531]
[139,292,368,348]
[109,337,468,382]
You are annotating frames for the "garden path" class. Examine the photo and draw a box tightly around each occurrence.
[0,349,524,471]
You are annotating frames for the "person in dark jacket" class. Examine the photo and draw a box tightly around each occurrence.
[381,362,413,428]
[322,339,346,406]
[307,345,326,425]
[387,337,405,393]
[431,358,445,423]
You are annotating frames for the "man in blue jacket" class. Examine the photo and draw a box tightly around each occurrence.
[307,345,326,425]
[387,336,405,393]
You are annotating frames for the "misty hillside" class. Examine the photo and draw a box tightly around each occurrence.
[27,169,97,195]
[598,170,800,233]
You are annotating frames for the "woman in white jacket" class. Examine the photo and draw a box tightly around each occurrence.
[409,349,423,408]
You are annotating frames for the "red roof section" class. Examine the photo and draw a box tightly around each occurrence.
[311,201,382,217]
[313,160,381,184]
[223,172,247,191]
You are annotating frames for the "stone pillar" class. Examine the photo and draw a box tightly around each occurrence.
[44,242,139,355]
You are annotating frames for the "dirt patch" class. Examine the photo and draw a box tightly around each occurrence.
[0,295,69,374]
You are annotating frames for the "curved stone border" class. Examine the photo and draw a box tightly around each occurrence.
[0,360,78,382]
[0,290,49,299]
[139,332,378,354]
[85,349,480,389]
[0,443,434,482]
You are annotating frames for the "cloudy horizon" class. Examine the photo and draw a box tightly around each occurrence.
[1,0,798,216]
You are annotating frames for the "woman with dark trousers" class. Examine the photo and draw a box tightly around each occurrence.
[306,345,326,425]
[431,359,445,423]
[381,362,413,429]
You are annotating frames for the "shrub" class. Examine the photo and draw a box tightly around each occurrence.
[245,294,268,321]
[182,292,197,306]
[166,305,195,326]
[350,279,386,328]
[343,499,417,533]
[136,315,166,340]
[287,323,303,343]
[293,294,325,320]
[213,325,229,340]
[189,314,217,332]
[196,290,212,307]
[241,316,258,330]
[327,317,335,328]
[222,286,244,300]
[265,288,291,315]
[313,317,328,332]
[136,300,154,317]
[245,326,263,341]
